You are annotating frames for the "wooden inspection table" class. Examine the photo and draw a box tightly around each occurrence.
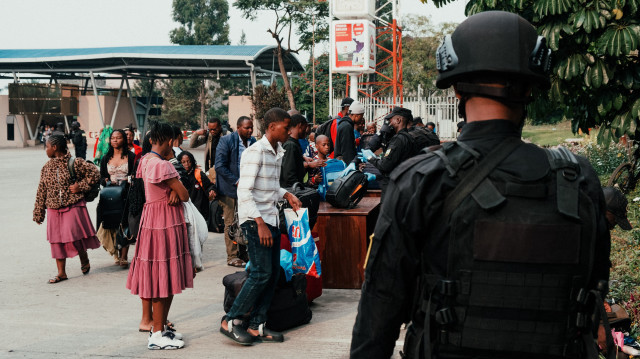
[312,197,381,289]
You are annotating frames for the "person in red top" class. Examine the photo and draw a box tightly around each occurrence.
[125,127,142,163]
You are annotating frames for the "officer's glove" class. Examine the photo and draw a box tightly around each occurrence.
[362,149,376,162]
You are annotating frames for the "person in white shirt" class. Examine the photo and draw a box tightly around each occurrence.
[220,108,301,346]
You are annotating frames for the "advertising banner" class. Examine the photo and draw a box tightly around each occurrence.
[331,20,376,74]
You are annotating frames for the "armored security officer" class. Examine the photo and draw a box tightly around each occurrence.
[69,121,87,159]
[362,107,414,199]
[351,11,612,359]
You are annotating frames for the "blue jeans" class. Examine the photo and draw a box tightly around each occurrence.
[226,220,281,329]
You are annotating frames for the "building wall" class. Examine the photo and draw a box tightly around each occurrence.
[227,95,253,132]
[0,96,29,148]
[0,94,135,148]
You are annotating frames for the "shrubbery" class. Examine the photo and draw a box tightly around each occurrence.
[567,137,640,340]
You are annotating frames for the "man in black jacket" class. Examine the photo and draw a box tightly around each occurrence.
[351,11,611,359]
[334,100,365,164]
[363,107,415,199]
[69,121,87,159]
[280,114,308,187]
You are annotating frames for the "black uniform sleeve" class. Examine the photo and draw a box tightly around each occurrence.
[351,154,451,358]
[336,123,356,164]
[99,156,109,187]
[369,135,410,175]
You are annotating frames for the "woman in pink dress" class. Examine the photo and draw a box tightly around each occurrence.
[126,122,193,350]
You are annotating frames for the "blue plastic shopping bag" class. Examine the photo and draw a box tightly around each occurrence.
[284,208,321,278]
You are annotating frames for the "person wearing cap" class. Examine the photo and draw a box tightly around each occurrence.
[603,187,632,230]
[411,117,425,128]
[361,107,415,199]
[425,121,437,134]
[69,121,87,159]
[334,100,365,164]
[351,11,612,359]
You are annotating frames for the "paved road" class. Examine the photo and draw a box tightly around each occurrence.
[0,146,405,358]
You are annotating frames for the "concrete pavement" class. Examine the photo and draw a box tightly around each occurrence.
[0,146,405,358]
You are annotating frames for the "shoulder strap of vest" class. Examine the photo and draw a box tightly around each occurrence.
[441,137,522,220]
[194,168,203,188]
[544,146,581,220]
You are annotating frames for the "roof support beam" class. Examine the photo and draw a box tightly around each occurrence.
[110,78,125,128]
[124,75,138,131]
[90,71,105,128]
[142,78,155,136]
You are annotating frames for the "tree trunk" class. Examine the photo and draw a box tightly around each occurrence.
[276,46,296,111]
[200,79,206,128]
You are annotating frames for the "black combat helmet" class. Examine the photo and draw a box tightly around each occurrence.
[435,11,552,90]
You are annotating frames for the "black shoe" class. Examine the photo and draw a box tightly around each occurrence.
[251,324,284,343]
[220,317,254,346]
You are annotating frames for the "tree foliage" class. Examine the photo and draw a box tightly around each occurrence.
[293,53,346,124]
[402,15,457,96]
[234,0,329,110]
[166,0,231,129]
[251,82,290,130]
[170,0,230,45]
[428,0,640,143]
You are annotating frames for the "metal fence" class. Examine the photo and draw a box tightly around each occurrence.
[332,91,463,139]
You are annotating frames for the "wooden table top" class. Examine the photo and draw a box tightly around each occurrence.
[317,197,381,216]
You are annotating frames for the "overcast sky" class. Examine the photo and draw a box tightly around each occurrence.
[0,0,467,92]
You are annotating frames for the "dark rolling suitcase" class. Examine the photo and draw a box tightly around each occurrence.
[278,182,321,234]
[222,270,312,331]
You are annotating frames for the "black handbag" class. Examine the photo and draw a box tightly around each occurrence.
[100,182,127,229]
[277,182,321,234]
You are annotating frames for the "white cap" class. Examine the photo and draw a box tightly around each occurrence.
[349,101,365,115]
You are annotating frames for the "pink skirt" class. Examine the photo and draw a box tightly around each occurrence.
[126,201,193,299]
[46,200,100,259]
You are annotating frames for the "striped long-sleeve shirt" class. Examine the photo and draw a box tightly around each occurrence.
[237,136,289,227]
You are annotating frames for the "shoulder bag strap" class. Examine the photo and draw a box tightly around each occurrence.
[441,136,522,220]
[67,156,77,182]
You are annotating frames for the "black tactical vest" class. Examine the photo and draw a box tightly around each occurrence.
[403,140,601,359]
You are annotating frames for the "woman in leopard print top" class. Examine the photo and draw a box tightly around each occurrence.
[33,135,101,284]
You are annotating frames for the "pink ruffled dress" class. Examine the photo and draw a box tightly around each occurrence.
[126,154,193,299]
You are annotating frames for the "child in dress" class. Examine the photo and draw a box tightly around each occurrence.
[126,122,193,350]
[33,135,101,283]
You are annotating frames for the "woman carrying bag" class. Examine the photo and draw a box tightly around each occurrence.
[177,151,216,218]
[96,129,135,268]
[33,135,101,283]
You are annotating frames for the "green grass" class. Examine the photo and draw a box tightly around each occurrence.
[521,121,584,147]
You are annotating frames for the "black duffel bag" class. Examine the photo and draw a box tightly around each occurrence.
[326,170,368,209]
[222,270,312,332]
[99,183,127,229]
[277,182,320,234]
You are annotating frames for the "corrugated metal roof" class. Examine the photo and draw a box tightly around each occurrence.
[0,45,270,61]
[0,45,303,78]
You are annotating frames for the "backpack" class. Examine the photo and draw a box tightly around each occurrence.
[326,170,368,209]
[399,127,441,158]
[68,156,100,202]
[405,139,610,359]
[316,118,336,151]
[207,199,225,233]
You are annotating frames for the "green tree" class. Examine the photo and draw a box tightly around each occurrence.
[293,53,346,124]
[234,0,329,110]
[428,0,640,141]
[168,0,231,128]
[251,82,290,129]
[402,15,457,96]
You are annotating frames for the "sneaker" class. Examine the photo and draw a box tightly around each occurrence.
[148,330,184,350]
[164,326,183,340]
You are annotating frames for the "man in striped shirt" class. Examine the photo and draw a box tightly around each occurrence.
[220,107,302,346]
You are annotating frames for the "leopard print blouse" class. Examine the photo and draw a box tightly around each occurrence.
[33,153,100,224]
